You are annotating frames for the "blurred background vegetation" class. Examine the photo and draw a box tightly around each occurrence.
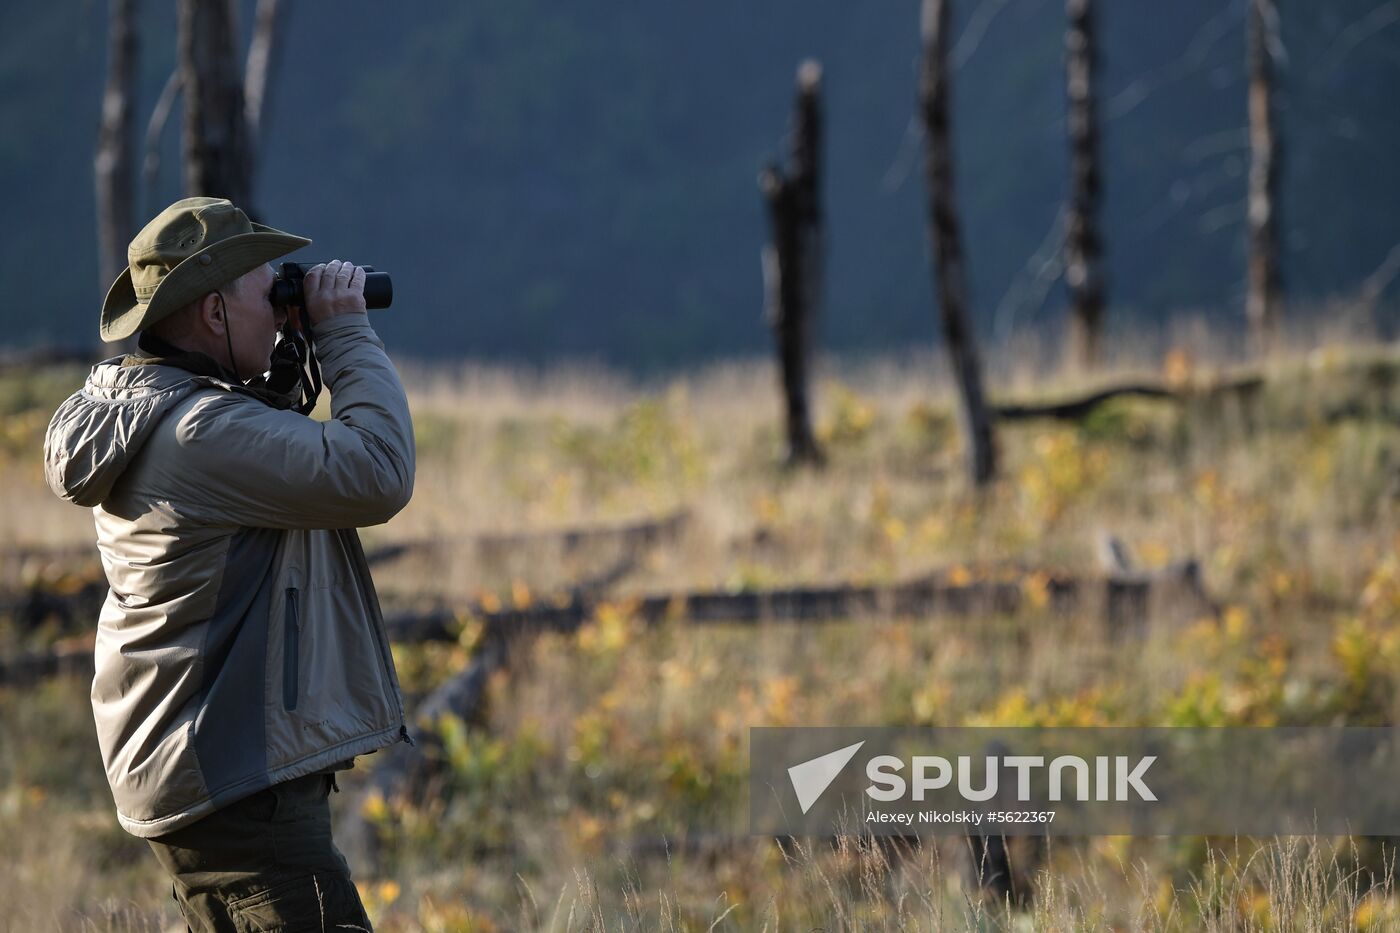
[4,0,1400,368]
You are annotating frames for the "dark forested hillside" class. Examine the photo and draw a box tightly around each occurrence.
[4,0,1398,368]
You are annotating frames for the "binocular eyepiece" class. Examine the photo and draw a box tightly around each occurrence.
[269,262,393,310]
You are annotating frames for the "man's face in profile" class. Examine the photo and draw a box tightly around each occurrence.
[225,263,284,378]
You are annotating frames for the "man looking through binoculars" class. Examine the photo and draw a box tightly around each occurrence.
[43,196,414,930]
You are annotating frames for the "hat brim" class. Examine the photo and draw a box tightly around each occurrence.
[100,224,311,342]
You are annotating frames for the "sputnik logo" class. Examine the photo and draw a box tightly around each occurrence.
[788,741,865,814]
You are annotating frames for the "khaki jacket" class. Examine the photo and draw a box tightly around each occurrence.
[43,314,414,837]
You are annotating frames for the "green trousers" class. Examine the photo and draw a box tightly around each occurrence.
[146,771,374,932]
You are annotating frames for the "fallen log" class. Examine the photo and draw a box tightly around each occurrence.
[0,576,108,635]
[382,561,1212,646]
[1,559,1209,688]
[993,374,1263,422]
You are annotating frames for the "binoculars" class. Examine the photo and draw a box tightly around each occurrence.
[269,262,393,311]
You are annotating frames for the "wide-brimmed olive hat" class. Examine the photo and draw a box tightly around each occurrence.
[100,197,311,342]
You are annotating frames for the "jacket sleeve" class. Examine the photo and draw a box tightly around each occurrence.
[161,314,416,529]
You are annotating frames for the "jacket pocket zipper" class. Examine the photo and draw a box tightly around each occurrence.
[283,587,300,711]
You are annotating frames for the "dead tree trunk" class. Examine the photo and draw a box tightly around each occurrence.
[760,60,825,468]
[142,70,181,219]
[919,0,997,487]
[1246,0,1281,354]
[95,0,138,295]
[177,0,251,205]
[243,0,289,215]
[1064,0,1105,369]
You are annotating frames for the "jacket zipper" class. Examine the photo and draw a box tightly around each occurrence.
[283,587,300,711]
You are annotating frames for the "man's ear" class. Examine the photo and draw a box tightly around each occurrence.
[195,292,226,337]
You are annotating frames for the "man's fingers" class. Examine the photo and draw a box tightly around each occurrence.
[322,260,345,292]
[302,259,366,324]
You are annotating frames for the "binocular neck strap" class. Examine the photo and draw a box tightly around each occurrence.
[298,327,325,414]
[215,290,238,381]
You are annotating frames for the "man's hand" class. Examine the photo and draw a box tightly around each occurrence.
[303,260,367,325]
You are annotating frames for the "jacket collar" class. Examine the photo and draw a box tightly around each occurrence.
[123,333,303,411]
[125,332,240,382]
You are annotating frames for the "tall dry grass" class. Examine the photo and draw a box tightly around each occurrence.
[3,322,1400,929]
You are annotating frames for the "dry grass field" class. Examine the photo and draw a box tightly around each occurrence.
[4,326,1400,930]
